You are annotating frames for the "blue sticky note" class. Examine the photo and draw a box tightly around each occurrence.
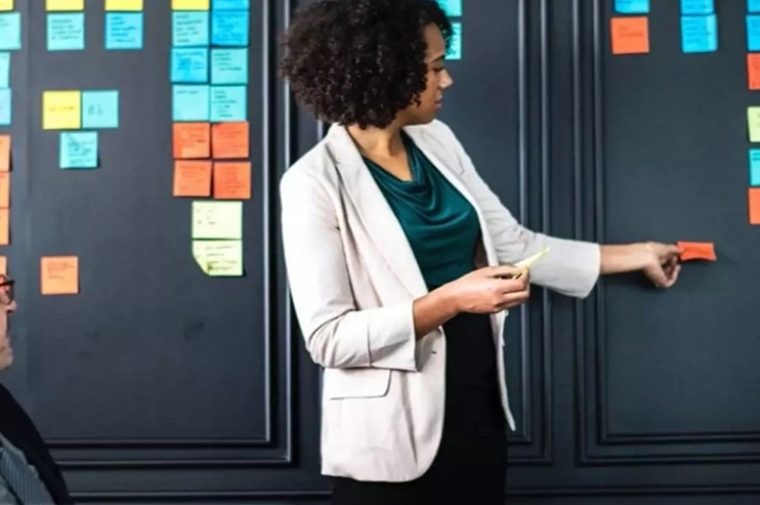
[748,16,760,51]
[681,0,713,14]
[211,11,249,46]
[213,0,250,9]
[0,88,10,126]
[0,13,21,51]
[751,0,760,14]
[210,85,247,121]
[82,90,119,129]
[171,48,209,83]
[0,53,9,89]
[173,85,210,121]
[173,12,209,47]
[615,0,649,14]
[681,15,717,53]
[436,0,462,16]
[47,14,85,51]
[211,48,248,84]
[750,150,760,186]
[106,13,143,50]
[60,132,98,169]
[446,22,462,60]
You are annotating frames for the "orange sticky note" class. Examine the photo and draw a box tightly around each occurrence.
[0,173,9,209]
[611,17,649,55]
[213,162,251,200]
[173,161,212,197]
[41,256,78,295]
[0,257,7,276]
[173,123,211,159]
[0,209,9,246]
[0,136,9,172]
[677,241,716,261]
[749,54,760,90]
[212,122,249,159]
[750,188,760,225]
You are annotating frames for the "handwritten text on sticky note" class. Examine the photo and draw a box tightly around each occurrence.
[41,256,78,295]
[43,90,81,130]
[173,122,211,158]
[192,240,243,276]
[611,17,649,55]
[174,160,212,197]
[192,201,242,240]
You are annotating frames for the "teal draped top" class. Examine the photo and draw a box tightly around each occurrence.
[362,133,481,290]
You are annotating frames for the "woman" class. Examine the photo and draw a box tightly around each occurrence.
[278,1,681,503]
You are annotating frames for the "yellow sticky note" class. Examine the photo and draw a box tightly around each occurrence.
[105,0,143,10]
[192,201,242,240]
[46,0,84,10]
[43,91,81,130]
[192,240,243,276]
[0,0,14,12]
[172,0,210,10]
[750,107,760,143]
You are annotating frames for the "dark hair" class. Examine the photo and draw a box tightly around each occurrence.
[279,0,452,129]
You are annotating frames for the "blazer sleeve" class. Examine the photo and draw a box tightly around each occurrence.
[434,121,601,298]
[280,168,418,372]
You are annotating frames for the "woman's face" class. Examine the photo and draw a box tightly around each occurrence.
[400,24,453,125]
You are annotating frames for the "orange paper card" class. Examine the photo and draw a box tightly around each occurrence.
[0,173,9,209]
[173,123,211,159]
[212,122,249,159]
[750,188,760,224]
[0,257,7,276]
[611,17,649,55]
[0,209,9,246]
[0,135,9,172]
[173,161,212,197]
[213,162,251,200]
[41,256,78,295]
[749,54,760,90]
[677,241,716,261]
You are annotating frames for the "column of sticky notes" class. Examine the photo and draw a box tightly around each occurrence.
[610,0,649,55]
[748,0,760,224]
[435,0,462,60]
[171,0,249,277]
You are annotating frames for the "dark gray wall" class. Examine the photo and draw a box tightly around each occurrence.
[1,0,758,503]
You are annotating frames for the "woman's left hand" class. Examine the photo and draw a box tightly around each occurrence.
[641,242,682,288]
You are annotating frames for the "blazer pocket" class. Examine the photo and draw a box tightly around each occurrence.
[324,367,392,400]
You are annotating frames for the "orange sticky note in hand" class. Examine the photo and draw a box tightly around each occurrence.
[41,256,78,295]
[173,123,211,159]
[0,135,9,172]
[213,162,251,200]
[212,122,249,159]
[173,160,212,197]
[677,241,716,261]
[611,17,649,55]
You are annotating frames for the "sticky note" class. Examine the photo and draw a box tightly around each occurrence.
[41,256,78,295]
[105,0,143,10]
[173,85,210,121]
[435,0,462,16]
[46,0,84,10]
[174,160,212,197]
[751,149,760,186]
[0,135,8,171]
[681,0,713,14]
[0,173,9,208]
[106,13,143,49]
[173,0,210,9]
[751,0,760,14]
[749,107,760,142]
[0,88,10,126]
[192,201,242,239]
[446,22,462,60]
[0,209,8,245]
[0,257,7,275]
[681,15,717,53]
[210,86,246,121]
[677,241,716,261]
[43,91,81,130]
[750,188,760,224]
[47,13,85,51]
[211,122,249,158]
[611,17,649,55]
[192,240,243,276]
[171,48,209,83]
[748,16,760,51]
[82,90,119,129]
[211,10,249,46]
[213,0,249,9]
[0,52,8,88]
[749,54,760,90]
[172,12,209,47]
[615,0,648,13]
[0,1,12,11]
[213,162,250,199]
[211,48,248,84]
[173,122,211,158]
[0,13,21,51]
[59,132,98,169]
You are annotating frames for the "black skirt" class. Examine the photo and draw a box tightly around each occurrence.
[331,312,508,505]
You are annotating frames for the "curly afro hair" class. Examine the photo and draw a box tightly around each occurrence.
[279,0,452,129]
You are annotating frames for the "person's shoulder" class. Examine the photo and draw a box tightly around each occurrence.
[279,134,338,202]
[407,119,460,145]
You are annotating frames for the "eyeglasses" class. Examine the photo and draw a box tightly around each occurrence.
[0,275,14,305]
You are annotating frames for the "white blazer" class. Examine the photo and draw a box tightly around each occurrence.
[279,119,600,482]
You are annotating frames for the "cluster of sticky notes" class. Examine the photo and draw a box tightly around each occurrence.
[610,0,649,55]
[749,2,760,224]
[433,0,462,60]
[677,241,716,262]
[680,0,717,53]
[41,256,79,295]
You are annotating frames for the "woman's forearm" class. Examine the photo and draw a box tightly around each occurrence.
[412,285,460,339]
[599,243,655,275]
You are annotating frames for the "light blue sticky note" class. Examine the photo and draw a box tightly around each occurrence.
[0,13,21,51]
[173,12,209,47]
[681,15,717,53]
[0,88,10,126]
[171,48,209,83]
[615,0,649,14]
[681,0,713,14]
[173,85,210,121]
[211,11,249,46]
[213,0,250,9]
[47,14,85,51]
[750,150,760,186]
[748,16,760,51]
[0,53,9,89]
[751,0,760,14]
[211,48,248,84]
[436,0,462,16]
[106,13,143,50]
[60,132,98,169]
[210,85,246,121]
[82,90,119,129]
[446,22,462,60]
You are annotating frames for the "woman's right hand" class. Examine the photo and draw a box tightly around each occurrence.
[444,265,531,314]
